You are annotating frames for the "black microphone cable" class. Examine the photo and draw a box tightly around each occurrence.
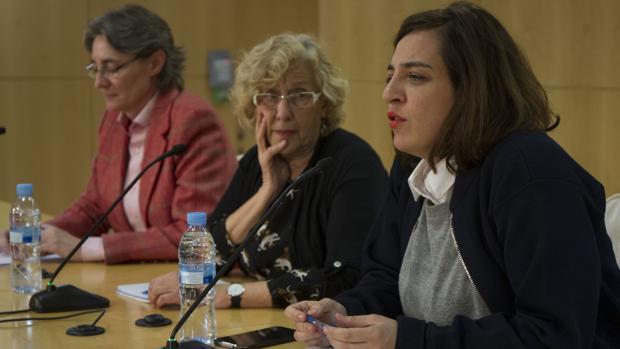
[28,144,187,314]
[0,308,30,316]
[0,308,104,324]
[47,143,187,287]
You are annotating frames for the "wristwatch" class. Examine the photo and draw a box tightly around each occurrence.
[227,283,245,308]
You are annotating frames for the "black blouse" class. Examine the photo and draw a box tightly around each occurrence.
[210,129,388,307]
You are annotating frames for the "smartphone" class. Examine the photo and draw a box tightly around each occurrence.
[215,326,295,349]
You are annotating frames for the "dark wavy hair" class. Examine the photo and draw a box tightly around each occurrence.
[395,1,558,172]
[84,4,185,91]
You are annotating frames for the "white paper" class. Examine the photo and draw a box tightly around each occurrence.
[116,282,150,303]
[116,280,227,303]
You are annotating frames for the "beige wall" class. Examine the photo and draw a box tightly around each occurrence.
[1,0,618,216]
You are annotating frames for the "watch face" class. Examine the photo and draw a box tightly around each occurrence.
[228,283,245,297]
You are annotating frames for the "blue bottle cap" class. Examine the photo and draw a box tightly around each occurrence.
[16,183,33,197]
[187,212,207,226]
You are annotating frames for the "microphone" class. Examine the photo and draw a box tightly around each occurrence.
[29,144,188,313]
[0,127,5,135]
[164,157,334,349]
[157,144,187,161]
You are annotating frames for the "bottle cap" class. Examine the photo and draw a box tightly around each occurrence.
[187,212,207,226]
[16,183,33,197]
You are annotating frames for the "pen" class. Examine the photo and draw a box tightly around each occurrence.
[305,314,332,330]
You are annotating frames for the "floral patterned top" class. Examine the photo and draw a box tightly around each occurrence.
[210,129,387,307]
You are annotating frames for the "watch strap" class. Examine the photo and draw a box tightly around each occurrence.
[230,295,241,308]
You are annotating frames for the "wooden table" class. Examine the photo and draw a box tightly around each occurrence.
[0,202,303,348]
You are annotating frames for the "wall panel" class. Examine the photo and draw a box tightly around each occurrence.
[548,88,620,195]
[482,0,620,89]
[0,80,92,213]
[0,0,87,77]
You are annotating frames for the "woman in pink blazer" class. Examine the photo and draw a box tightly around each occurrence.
[42,5,236,263]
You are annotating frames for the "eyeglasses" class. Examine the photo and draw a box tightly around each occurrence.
[252,91,322,109]
[85,56,140,80]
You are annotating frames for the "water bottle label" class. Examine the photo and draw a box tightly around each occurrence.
[179,262,215,285]
[180,271,205,285]
[9,227,40,243]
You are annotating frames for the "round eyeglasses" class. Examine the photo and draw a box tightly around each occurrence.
[252,91,322,109]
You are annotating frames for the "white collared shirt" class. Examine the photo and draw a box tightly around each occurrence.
[408,158,456,205]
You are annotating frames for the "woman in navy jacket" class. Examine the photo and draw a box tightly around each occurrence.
[285,2,620,348]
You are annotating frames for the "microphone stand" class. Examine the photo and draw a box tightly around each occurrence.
[164,157,333,349]
[29,144,187,313]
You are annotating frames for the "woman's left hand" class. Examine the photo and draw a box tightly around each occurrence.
[149,274,232,308]
[324,313,397,349]
[148,271,179,307]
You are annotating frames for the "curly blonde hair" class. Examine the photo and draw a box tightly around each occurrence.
[231,33,347,135]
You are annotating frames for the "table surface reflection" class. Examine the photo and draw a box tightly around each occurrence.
[0,202,303,349]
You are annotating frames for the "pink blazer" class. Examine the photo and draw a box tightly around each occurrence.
[48,88,237,263]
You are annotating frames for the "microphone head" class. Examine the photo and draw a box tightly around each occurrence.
[296,157,334,183]
[170,144,187,155]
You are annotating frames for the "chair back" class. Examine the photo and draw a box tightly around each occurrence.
[605,193,620,266]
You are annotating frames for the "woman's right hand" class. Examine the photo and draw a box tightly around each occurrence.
[224,112,291,244]
[0,229,9,254]
[284,298,347,347]
[255,111,289,194]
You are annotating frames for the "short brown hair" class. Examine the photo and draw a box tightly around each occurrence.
[395,1,558,172]
[84,4,185,91]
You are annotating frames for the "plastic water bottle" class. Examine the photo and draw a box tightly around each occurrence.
[9,183,42,294]
[178,212,216,345]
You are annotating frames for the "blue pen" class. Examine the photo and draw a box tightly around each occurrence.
[305,315,332,330]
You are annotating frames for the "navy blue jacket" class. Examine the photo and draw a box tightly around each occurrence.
[336,132,620,348]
